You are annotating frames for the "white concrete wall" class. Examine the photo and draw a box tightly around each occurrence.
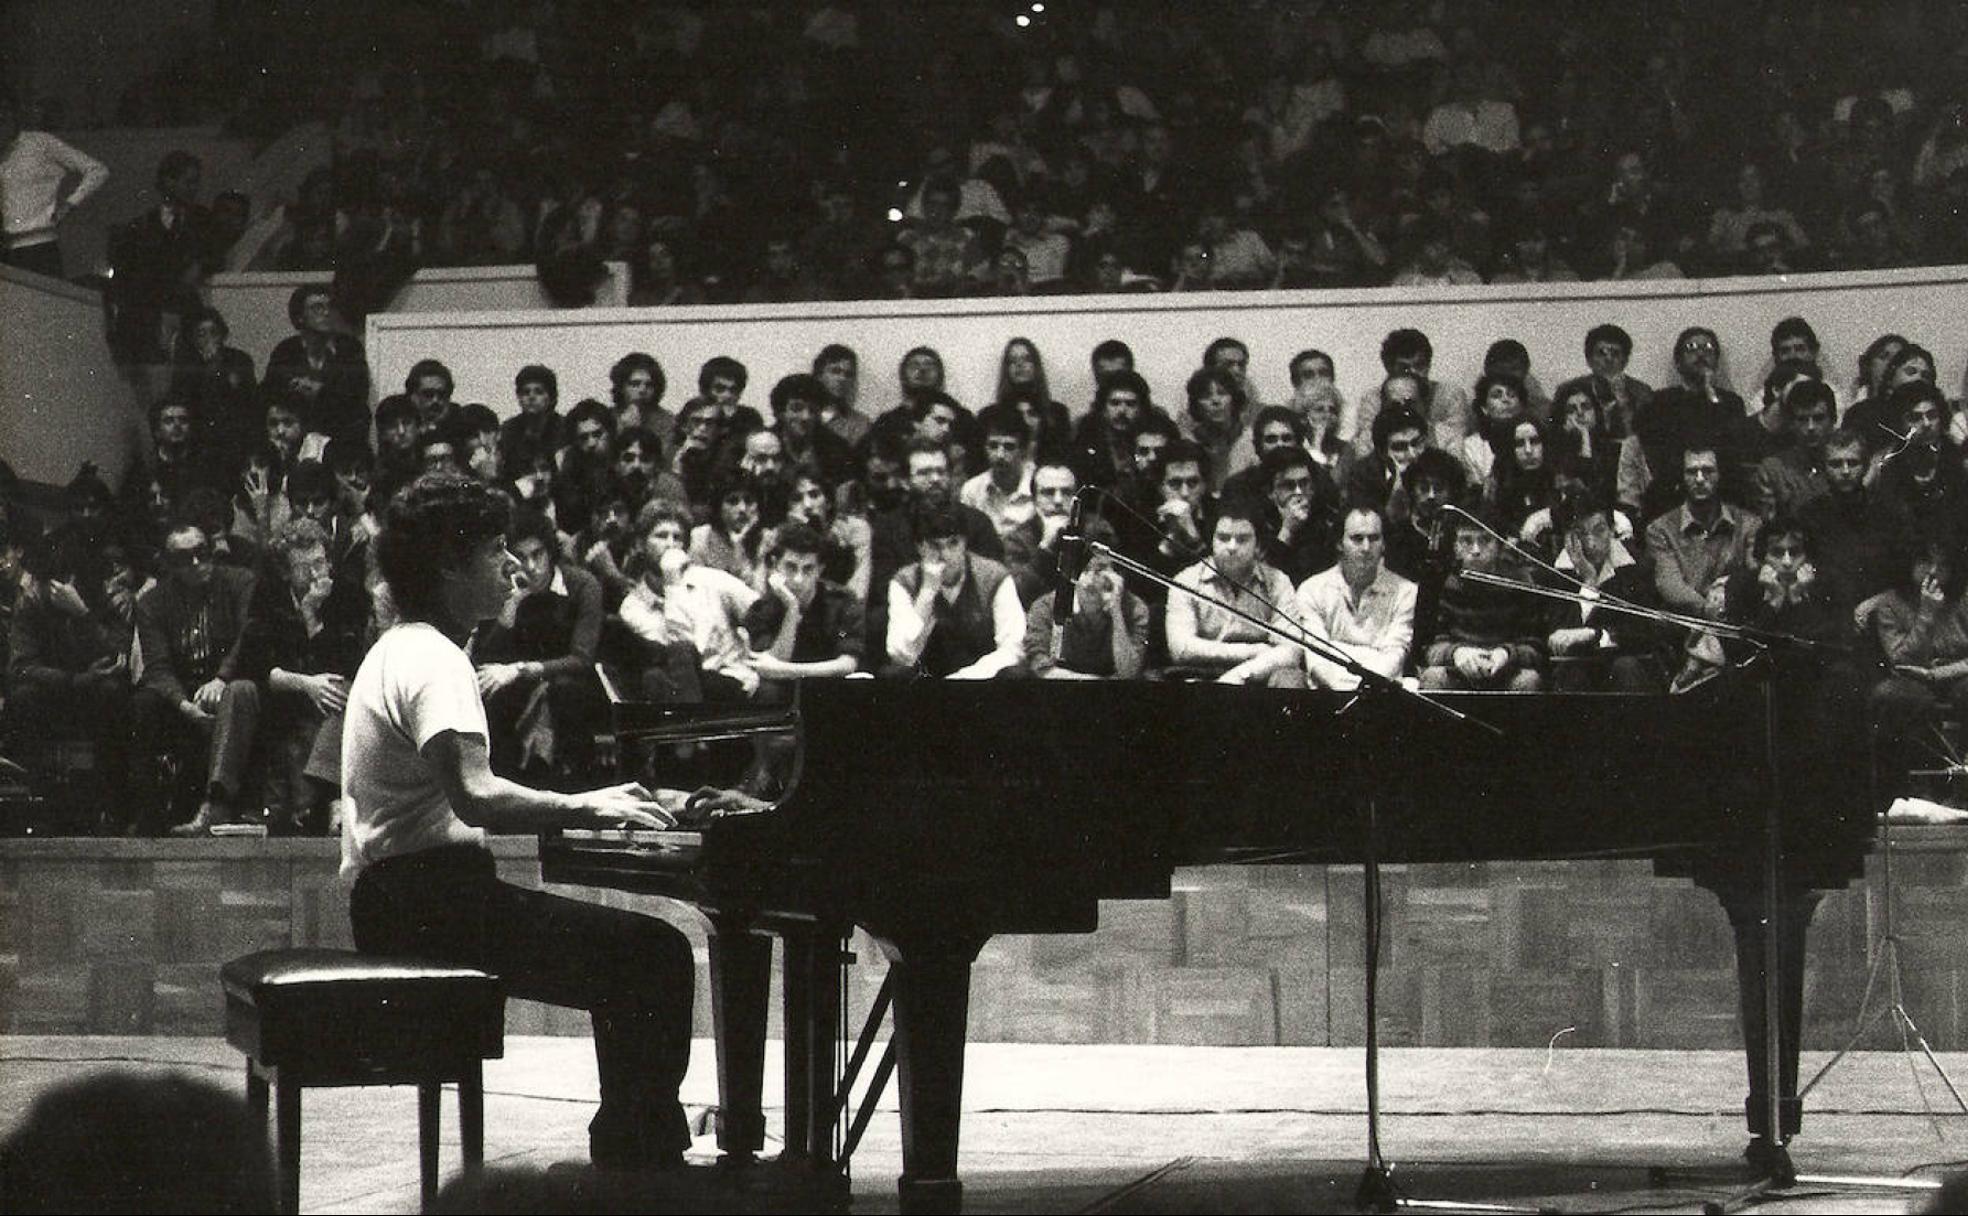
[365,267,1968,424]
[0,265,145,488]
[211,261,632,378]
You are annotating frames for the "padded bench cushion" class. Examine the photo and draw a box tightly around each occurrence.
[222,949,505,1073]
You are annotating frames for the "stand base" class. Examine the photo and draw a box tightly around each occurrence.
[1356,1162,1402,1213]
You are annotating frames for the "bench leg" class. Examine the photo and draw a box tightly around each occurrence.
[418,1081,441,1211]
[460,1064,485,1170]
[274,1073,301,1216]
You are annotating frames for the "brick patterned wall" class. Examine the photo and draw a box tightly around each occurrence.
[1,831,1960,1049]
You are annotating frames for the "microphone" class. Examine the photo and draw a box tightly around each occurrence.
[1051,489,1089,658]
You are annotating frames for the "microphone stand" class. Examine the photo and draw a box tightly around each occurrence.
[1464,573,1935,1211]
[1080,536,1536,1214]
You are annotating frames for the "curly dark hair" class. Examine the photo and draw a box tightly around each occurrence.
[376,472,513,624]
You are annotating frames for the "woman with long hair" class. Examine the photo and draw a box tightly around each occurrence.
[1184,366,1248,492]
[994,337,1071,460]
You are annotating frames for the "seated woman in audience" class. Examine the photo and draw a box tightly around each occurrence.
[1551,378,1621,505]
[1183,367,1250,492]
[1485,415,1563,542]
[1298,380,1353,486]
[620,499,761,703]
[996,337,1072,460]
[1020,518,1149,680]
[1862,538,1968,738]
[787,463,872,602]
[1460,372,1529,487]
[690,468,767,589]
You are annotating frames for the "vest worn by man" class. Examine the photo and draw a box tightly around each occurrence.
[895,556,1010,677]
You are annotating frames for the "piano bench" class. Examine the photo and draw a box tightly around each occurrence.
[220,948,506,1215]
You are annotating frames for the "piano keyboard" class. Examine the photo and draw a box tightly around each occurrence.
[557,828,704,863]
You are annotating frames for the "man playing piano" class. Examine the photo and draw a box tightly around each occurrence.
[342,472,701,1173]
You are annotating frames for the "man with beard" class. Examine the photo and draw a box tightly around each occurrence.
[1647,445,1762,618]
[1624,326,1762,520]
[1072,371,1156,491]
[771,373,854,488]
[1294,505,1417,690]
[609,352,675,455]
[134,519,260,834]
[1872,383,1968,551]
[471,508,607,785]
[1384,448,1468,653]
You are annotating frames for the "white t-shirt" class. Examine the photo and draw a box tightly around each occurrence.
[339,622,489,880]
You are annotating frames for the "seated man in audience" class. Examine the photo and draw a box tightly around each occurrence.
[1752,379,1837,519]
[1021,517,1149,680]
[1259,446,1343,585]
[238,517,366,832]
[1542,490,1666,692]
[373,393,422,498]
[1553,323,1652,440]
[744,522,865,695]
[619,500,762,703]
[1005,457,1080,605]
[1418,507,1546,691]
[1071,371,1155,491]
[1346,328,1473,456]
[1148,439,1217,578]
[696,355,766,454]
[497,364,566,479]
[869,438,1004,647]
[1647,445,1762,618]
[1385,450,1468,654]
[884,500,1024,680]
[610,351,676,453]
[1870,384,1968,551]
[1220,406,1308,503]
[133,519,260,835]
[471,509,607,784]
[960,405,1038,541]
[1798,425,1901,621]
[1345,400,1428,522]
[771,373,854,488]
[457,404,503,483]
[1165,498,1303,686]
[553,398,617,536]
[1294,505,1417,690]
[5,534,136,830]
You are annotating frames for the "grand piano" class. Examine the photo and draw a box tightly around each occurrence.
[541,676,1870,1213]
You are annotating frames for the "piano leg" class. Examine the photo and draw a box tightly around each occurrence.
[707,912,773,1162]
[876,932,985,1216]
[781,924,847,1171]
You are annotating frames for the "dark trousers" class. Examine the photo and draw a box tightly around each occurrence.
[131,680,261,825]
[349,845,696,1168]
[1,241,64,278]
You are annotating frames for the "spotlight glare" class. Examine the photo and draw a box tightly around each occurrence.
[887,207,904,222]
[1015,13,1030,26]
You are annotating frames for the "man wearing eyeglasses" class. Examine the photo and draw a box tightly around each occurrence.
[1345,399,1429,525]
[1627,326,1760,521]
[132,521,261,835]
[1258,446,1343,586]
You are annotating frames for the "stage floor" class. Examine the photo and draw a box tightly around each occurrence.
[4,1037,1961,1213]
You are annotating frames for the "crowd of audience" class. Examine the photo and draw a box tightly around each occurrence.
[14,1,1968,308]
[3,301,1965,833]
